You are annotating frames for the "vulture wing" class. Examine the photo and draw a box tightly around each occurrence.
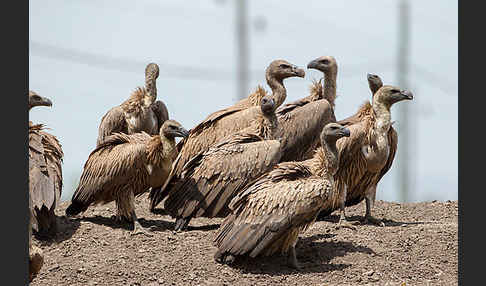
[39,130,64,207]
[96,106,127,147]
[71,132,151,206]
[161,133,281,219]
[155,106,265,207]
[278,99,335,162]
[214,161,332,258]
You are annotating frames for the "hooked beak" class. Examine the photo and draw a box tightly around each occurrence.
[176,127,190,138]
[34,96,53,108]
[293,66,305,78]
[341,127,351,137]
[367,73,378,81]
[307,59,319,70]
[400,90,414,100]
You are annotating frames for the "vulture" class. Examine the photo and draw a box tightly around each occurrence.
[96,63,169,146]
[152,95,281,231]
[66,120,189,235]
[317,78,413,228]
[213,123,350,269]
[149,60,305,212]
[28,91,64,237]
[275,56,338,162]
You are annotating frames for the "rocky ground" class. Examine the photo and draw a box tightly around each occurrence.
[31,196,458,286]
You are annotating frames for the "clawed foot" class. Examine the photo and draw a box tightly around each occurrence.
[131,224,154,237]
[361,215,385,227]
[335,219,357,231]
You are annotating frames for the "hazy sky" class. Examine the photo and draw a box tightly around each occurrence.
[29,0,457,203]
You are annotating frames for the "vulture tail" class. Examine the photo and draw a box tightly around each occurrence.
[65,199,89,216]
[32,206,57,237]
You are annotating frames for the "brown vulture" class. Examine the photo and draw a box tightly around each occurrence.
[151,95,281,231]
[213,123,350,269]
[149,60,305,213]
[96,63,169,146]
[317,77,413,228]
[275,56,338,162]
[66,120,189,236]
[29,91,64,238]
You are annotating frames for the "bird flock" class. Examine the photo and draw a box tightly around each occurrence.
[28,56,413,281]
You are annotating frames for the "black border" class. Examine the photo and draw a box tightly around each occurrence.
[2,0,29,284]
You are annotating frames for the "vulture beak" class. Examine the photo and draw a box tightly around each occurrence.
[367,73,378,81]
[400,90,414,100]
[307,59,319,70]
[34,96,53,108]
[293,66,306,78]
[341,127,351,137]
[176,127,190,139]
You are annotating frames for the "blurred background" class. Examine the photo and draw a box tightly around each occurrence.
[29,0,457,203]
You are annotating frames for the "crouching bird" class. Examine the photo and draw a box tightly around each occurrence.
[66,120,189,236]
[213,122,350,269]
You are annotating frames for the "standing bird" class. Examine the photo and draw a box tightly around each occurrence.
[150,60,305,213]
[96,63,169,146]
[317,80,413,228]
[275,56,338,162]
[66,120,189,236]
[29,91,64,238]
[151,95,281,231]
[213,123,350,269]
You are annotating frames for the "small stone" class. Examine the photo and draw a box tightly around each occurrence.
[363,270,374,276]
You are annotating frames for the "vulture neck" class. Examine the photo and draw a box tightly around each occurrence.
[266,75,286,108]
[159,135,176,159]
[143,75,157,108]
[261,112,279,139]
[365,98,392,171]
[322,69,337,106]
[313,139,339,178]
[371,98,392,135]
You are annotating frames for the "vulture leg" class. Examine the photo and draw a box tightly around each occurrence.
[124,192,153,236]
[174,217,191,232]
[335,185,357,230]
[361,186,385,227]
[287,245,301,270]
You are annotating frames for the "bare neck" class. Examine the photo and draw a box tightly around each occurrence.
[312,138,339,177]
[266,75,286,108]
[323,69,337,106]
[143,75,157,107]
[372,98,392,134]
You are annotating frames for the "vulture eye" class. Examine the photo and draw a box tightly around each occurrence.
[390,89,400,93]
[320,59,330,65]
[279,64,291,69]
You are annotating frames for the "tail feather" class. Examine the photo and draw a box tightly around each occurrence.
[65,200,89,217]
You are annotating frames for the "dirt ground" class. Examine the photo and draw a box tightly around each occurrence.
[31,196,458,286]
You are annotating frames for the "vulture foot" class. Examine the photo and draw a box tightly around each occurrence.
[131,222,154,237]
[214,252,235,265]
[361,215,385,227]
[335,215,357,231]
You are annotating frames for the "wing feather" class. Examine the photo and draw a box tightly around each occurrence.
[96,106,127,147]
[162,136,282,219]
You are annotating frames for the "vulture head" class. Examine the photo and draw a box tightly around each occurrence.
[306,56,337,74]
[367,73,383,95]
[321,122,351,144]
[260,95,276,115]
[160,120,189,140]
[28,90,52,111]
[145,63,160,81]
[375,85,414,108]
[266,59,305,81]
